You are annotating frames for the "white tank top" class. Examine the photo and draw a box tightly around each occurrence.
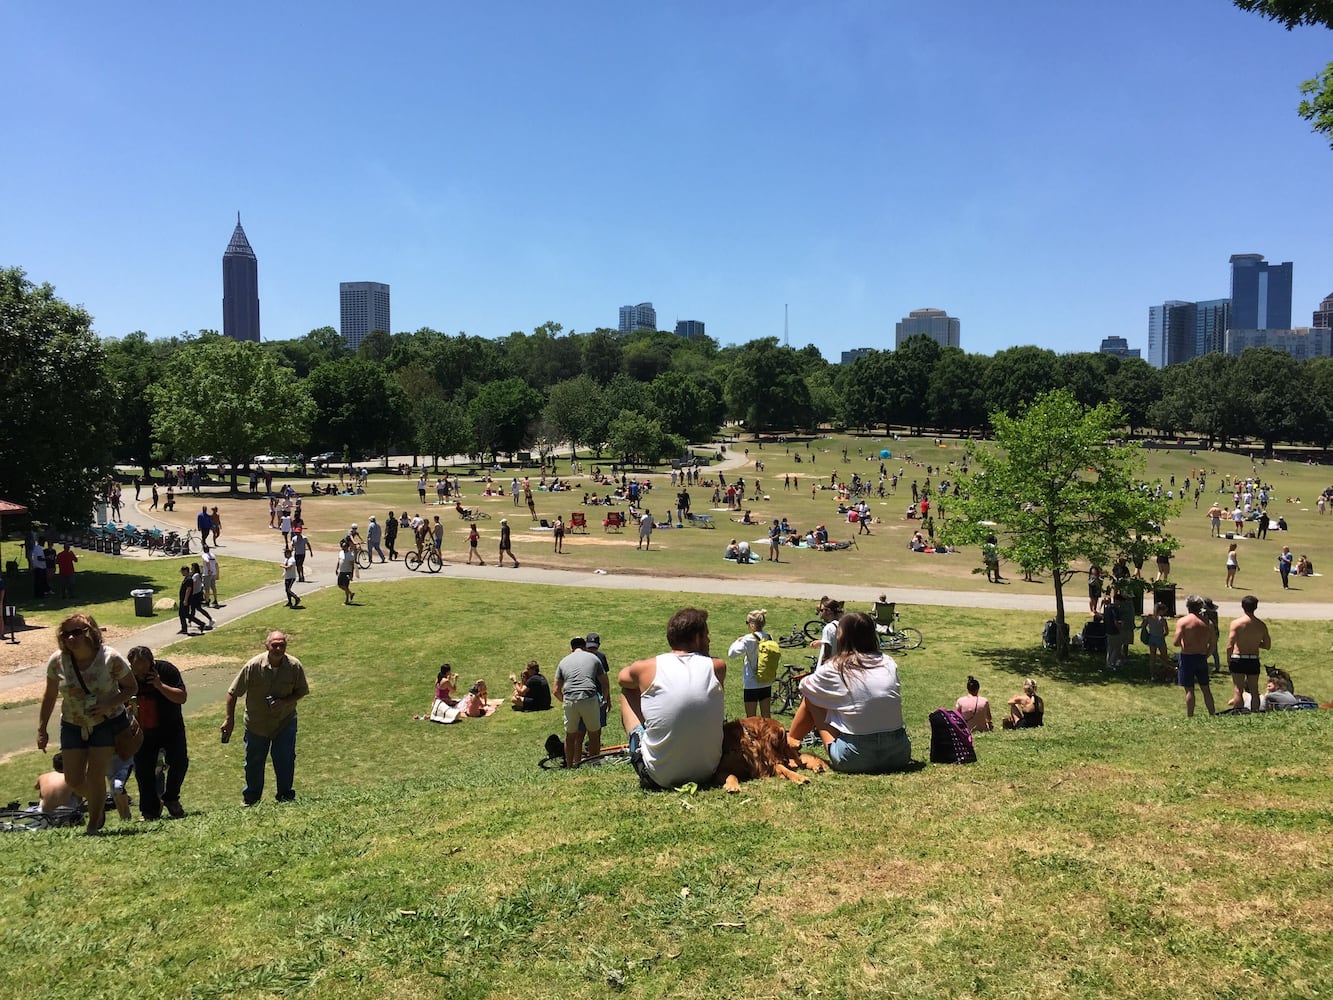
[640,652,724,787]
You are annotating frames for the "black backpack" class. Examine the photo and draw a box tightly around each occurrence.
[928,709,977,764]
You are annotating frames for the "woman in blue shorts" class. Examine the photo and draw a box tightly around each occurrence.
[790,612,910,773]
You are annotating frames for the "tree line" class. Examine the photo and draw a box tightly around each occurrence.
[4,265,1329,527]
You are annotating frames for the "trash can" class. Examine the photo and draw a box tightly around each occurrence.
[131,588,154,617]
[1153,584,1177,617]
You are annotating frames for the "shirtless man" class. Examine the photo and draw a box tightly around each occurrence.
[1207,503,1223,538]
[1227,595,1271,712]
[35,753,81,813]
[1172,594,1217,717]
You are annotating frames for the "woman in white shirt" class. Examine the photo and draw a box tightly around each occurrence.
[727,609,773,718]
[790,612,911,773]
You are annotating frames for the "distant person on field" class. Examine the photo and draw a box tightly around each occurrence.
[727,609,775,718]
[1173,594,1217,718]
[1227,594,1271,713]
[510,661,552,711]
[554,637,610,768]
[1003,678,1044,729]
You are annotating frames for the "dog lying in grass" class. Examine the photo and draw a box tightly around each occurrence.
[712,716,828,793]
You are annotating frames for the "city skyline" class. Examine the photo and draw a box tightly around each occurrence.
[4,4,1332,360]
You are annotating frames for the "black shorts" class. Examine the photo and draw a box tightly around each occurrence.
[337,571,352,587]
[1229,655,1261,677]
[743,685,773,703]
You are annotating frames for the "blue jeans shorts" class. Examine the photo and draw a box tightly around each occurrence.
[60,712,127,751]
[827,727,912,774]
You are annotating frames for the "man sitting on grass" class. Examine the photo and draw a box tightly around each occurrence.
[618,608,726,790]
[509,661,552,712]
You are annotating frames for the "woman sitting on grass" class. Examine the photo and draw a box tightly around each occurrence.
[955,676,993,732]
[789,612,911,773]
[1003,678,1044,729]
[432,664,458,713]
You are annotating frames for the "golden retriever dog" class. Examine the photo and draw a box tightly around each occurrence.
[713,716,828,793]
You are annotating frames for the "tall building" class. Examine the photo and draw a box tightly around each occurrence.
[1098,336,1141,359]
[674,319,706,338]
[339,282,391,351]
[619,302,657,334]
[1225,327,1332,360]
[1313,292,1333,329]
[1229,253,1293,330]
[1147,298,1231,368]
[841,348,872,365]
[894,308,960,349]
[222,214,260,342]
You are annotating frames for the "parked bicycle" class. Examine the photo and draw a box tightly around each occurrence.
[871,602,923,651]
[777,623,813,649]
[770,656,815,715]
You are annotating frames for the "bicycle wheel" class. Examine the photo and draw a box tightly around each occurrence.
[426,550,443,573]
[896,627,923,650]
[804,619,826,642]
[355,547,372,570]
[777,629,807,649]
[404,551,422,572]
[476,511,491,520]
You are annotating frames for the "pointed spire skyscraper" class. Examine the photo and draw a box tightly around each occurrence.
[222,213,261,342]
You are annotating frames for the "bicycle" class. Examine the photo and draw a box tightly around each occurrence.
[404,547,443,573]
[354,544,372,571]
[538,742,631,770]
[777,623,813,649]
[456,508,491,521]
[0,803,85,831]
[770,657,815,715]
[877,613,923,651]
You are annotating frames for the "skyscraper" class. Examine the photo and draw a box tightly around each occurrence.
[222,214,260,342]
[674,319,706,338]
[1229,253,1293,330]
[1147,298,1231,368]
[1098,336,1141,359]
[340,282,391,351]
[1313,292,1333,329]
[894,308,960,349]
[618,302,656,334]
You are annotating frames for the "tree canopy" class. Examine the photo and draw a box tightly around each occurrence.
[945,389,1177,659]
[0,268,117,527]
[1234,0,1333,147]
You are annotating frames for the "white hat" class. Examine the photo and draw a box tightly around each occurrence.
[351,523,358,529]
[369,515,376,522]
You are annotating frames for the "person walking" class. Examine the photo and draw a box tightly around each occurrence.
[637,511,654,550]
[221,631,309,806]
[768,519,782,562]
[1225,543,1238,589]
[366,516,386,564]
[1278,546,1293,589]
[498,518,519,567]
[200,543,220,608]
[384,510,399,561]
[467,522,485,565]
[1173,595,1217,718]
[292,529,312,583]
[553,515,565,553]
[127,645,189,820]
[189,563,215,630]
[282,547,300,608]
[336,539,357,604]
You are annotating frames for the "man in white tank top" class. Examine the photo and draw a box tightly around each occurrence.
[618,608,726,789]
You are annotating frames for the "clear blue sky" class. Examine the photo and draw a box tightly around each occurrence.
[4,1,1331,360]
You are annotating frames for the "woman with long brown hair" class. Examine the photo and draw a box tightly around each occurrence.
[36,613,137,833]
[790,612,911,773]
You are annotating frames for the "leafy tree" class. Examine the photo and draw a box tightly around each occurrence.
[723,338,813,431]
[944,390,1176,659]
[357,329,393,364]
[265,326,346,378]
[581,329,624,384]
[103,330,162,475]
[305,358,410,461]
[1234,1,1333,147]
[1105,358,1162,435]
[891,335,943,432]
[1229,347,1302,454]
[469,378,544,461]
[982,346,1059,418]
[148,338,315,492]
[927,348,989,435]
[648,371,723,442]
[0,267,118,527]
[415,397,472,469]
[607,409,679,465]
[838,350,895,430]
[1301,357,1333,448]
[545,375,611,456]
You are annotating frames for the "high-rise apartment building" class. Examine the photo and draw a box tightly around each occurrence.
[1229,253,1293,330]
[619,302,657,334]
[841,348,873,365]
[674,319,706,338]
[1225,327,1332,360]
[222,214,260,342]
[894,308,960,349]
[1147,299,1231,368]
[340,281,391,351]
[1313,292,1333,329]
[1098,336,1141,359]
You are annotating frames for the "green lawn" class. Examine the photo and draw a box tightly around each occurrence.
[2,578,1330,999]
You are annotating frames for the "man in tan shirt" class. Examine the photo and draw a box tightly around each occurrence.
[1172,594,1217,718]
[222,631,309,806]
[1227,595,1271,712]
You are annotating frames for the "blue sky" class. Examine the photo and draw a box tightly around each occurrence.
[4,1,1331,360]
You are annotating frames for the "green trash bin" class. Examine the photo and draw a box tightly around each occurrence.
[131,588,154,617]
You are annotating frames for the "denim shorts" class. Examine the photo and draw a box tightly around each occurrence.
[60,712,127,751]
[827,727,912,774]
[627,726,663,790]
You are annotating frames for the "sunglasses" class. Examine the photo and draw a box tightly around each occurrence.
[61,627,90,640]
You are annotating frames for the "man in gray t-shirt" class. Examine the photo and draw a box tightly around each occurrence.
[554,637,610,768]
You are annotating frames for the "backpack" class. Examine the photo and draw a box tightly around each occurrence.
[1042,619,1069,650]
[754,633,781,685]
[928,708,977,764]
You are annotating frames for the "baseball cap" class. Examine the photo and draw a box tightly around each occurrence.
[585,632,601,648]
[500,517,508,524]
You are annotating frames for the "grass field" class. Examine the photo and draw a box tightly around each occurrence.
[2,578,1331,999]
[127,434,1333,607]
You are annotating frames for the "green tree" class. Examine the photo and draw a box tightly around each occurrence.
[0,268,118,527]
[944,389,1176,659]
[982,346,1059,418]
[607,409,679,465]
[469,378,544,461]
[581,329,624,384]
[927,348,990,435]
[648,371,723,442]
[265,326,347,378]
[148,339,315,492]
[1229,347,1302,454]
[305,358,410,461]
[357,329,394,364]
[838,350,895,430]
[723,338,813,432]
[1106,358,1162,435]
[415,397,472,469]
[1302,356,1333,449]
[103,330,163,476]
[545,375,611,457]
[1234,1,1333,147]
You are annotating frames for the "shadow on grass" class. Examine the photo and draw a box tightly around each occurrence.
[972,645,1166,688]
